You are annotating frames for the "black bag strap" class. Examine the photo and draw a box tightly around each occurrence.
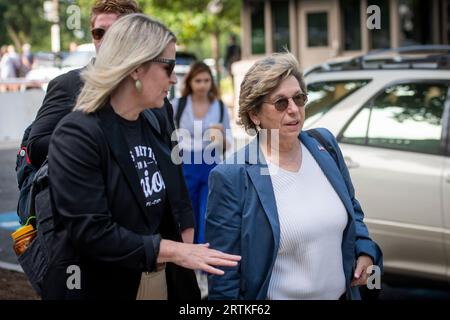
[218,99,224,123]
[307,129,339,166]
[175,97,225,129]
[142,109,162,135]
[175,96,187,129]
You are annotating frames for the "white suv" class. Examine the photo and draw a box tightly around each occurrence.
[303,46,450,282]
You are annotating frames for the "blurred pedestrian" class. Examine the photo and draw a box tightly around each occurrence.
[224,34,241,80]
[20,43,34,77]
[172,61,234,298]
[0,45,21,91]
[206,52,382,300]
[0,46,7,92]
[44,13,241,300]
[172,61,233,245]
[69,41,78,52]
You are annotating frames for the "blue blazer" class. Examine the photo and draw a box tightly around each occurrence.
[205,128,383,300]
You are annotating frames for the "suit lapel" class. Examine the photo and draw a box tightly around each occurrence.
[244,137,280,253]
[97,106,150,224]
[300,132,354,218]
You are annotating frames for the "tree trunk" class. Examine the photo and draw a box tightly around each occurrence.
[6,25,22,53]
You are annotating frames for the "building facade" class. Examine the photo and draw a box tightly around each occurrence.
[240,0,450,68]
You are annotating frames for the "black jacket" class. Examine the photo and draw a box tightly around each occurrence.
[44,105,199,300]
[28,68,177,166]
[26,67,192,231]
[28,69,84,168]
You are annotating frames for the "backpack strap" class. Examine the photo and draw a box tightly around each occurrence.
[142,109,162,135]
[176,97,224,127]
[307,129,339,166]
[175,96,188,129]
[218,99,224,123]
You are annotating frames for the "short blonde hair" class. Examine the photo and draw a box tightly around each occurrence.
[75,14,176,113]
[238,52,306,133]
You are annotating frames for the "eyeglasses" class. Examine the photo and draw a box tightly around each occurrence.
[263,93,308,111]
[150,58,176,77]
[91,28,106,41]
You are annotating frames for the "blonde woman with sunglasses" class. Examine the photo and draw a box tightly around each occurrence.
[205,52,382,300]
[44,14,240,300]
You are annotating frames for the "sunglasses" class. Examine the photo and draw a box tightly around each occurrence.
[91,28,106,41]
[263,93,308,111]
[150,57,176,77]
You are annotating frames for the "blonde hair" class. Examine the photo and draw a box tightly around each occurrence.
[238,52,306,133]
[75,13,176,113]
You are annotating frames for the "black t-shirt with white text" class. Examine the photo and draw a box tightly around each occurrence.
[116,113,166,228]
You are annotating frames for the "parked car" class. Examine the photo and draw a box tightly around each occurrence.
[303,46,450,283]
[26,44,95,90]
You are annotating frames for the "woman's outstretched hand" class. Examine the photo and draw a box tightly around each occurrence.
[158,240,241,275]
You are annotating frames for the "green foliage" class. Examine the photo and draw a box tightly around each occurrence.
[0,0,241,58]
[0,0,52,51]
[143,0,241,59]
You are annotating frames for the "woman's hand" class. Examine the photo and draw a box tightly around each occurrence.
[351,255,374,287]
[158,240,241,275]
[208,124,224,142]
[208,124,229,151]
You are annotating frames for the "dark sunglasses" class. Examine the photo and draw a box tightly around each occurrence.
[150,57,176,77]
[264,93,308,111]
[91,28,106,41]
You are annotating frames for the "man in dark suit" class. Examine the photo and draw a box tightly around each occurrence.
[26,0,194,242]
[28,0,143,168]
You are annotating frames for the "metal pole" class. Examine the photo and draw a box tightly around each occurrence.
[51,0,60,53]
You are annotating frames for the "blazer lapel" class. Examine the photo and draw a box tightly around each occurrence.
[300,132,354,219]
[244,137,280,253]
[97,106,150,224]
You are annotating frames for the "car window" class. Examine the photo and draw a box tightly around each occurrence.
[340,82,448,155]
[304,80,370,127]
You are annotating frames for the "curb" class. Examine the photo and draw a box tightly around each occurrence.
[0,261,23,273]
[0,140,20,150]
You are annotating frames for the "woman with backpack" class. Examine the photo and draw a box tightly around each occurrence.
[171,61,233,245]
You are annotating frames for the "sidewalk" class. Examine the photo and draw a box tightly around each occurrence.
[0,268,39,300]
[0,140,20,150]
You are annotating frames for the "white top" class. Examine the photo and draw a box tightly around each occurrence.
[171,96,233,154]
[266,142,348,300]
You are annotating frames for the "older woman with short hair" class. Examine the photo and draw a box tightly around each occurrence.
[205,52,382,300]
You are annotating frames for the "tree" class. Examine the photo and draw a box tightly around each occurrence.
[0,0,241,56]
[0,0,52,51]
[145,0,240,85]
[0,0,91,52]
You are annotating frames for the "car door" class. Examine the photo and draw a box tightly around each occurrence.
[443,97,450,281]
[338,81,449,280]
[445,157,450,280]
